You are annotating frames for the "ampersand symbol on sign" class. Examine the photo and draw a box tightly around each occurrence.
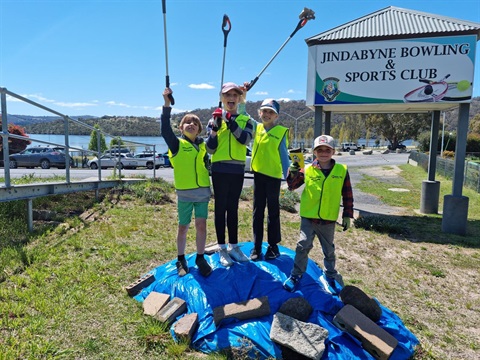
[385,59,395,69]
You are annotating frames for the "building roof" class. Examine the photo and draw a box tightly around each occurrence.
[306,6,480,45]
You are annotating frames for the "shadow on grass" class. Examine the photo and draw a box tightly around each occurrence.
[355,211,480,249]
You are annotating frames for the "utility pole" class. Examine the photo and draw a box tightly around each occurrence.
[281,110,314,148]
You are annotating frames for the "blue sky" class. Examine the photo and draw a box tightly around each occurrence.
[1,0,479,117]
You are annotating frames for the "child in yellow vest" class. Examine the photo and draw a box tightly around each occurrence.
[250,99,290,260]
[283,135,354,294]
[161,87,212,277]
[206,82,254,267]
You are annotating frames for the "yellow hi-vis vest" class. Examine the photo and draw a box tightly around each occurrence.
[211,114,249,163]
[300,163,347,221]
[251,124,289,179]
[169,138,210,190]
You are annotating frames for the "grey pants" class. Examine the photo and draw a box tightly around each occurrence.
[291,217,337,278]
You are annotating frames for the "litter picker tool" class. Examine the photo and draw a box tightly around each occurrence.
[162,0,174,105]
[246,7,315,90]
[219,14,232,107]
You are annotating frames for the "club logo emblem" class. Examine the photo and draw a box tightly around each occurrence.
[321,77,340,102]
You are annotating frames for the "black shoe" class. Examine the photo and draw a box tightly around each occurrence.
[265,244,280,260]
[195,256,212,277]
[250,248,262,261]
[176,258,189,277]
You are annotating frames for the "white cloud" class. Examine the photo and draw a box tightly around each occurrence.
[189,83,215,90]
[286,89,296,94]
[254,91,268,95]
[106,101,131,108]
[55,102,97,108]
[278,98,291,102]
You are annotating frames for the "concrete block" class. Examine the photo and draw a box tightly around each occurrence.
[125,273,155,296]
[333,304,398,360]
[213,296,270,326]
[204,243,219,255]
[173,313,198,343]
[143,291,170,316]
[155,297,187,325]
[270,312,328,360]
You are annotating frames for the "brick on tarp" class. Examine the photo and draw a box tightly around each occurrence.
[333,304,398,360]
[204,243,219,255]
[143,292,170,316]
[155,297,187,325]
[173,313,199,342]
[125,273,155,296]
[213,296,270,326]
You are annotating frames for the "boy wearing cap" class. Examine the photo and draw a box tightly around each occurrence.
[206,82,254,267]
[283,135,354,294]
[161,87,213,278]
[250,99,290,261]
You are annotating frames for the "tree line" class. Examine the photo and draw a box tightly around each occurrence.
[5,97,480,154]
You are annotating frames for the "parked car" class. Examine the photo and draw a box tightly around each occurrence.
[341,142,360,151]
[245,147,252,173]
[161,152,171,167]
[87,153,138,169]
[9,146,73,169]
[388,143,407,150]
[104,148,133,157]
[133,152,165,169]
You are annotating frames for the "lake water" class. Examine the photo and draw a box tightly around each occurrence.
[28,134,415,155]
[27,134,169,154]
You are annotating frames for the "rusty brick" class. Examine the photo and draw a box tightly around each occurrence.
[173,313,199,343]
[143,292,170,316]
[213,296,270,326]
[333,304,398,360]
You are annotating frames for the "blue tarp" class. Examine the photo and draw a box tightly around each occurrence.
[135,242,418,359]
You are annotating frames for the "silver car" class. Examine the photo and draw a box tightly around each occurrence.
[88,153,138,169]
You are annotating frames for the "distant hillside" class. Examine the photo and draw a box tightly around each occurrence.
[12,97,480,137]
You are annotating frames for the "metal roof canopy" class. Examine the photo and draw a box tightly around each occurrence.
[305,6,480,114]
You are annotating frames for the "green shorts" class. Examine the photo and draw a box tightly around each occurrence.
[177,201,209,226]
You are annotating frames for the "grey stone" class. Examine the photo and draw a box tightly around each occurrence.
[270,313,329,360]
[278,297,313,322]
[339,285,382,322]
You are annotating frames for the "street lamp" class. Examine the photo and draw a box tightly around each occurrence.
[281,110,314,148]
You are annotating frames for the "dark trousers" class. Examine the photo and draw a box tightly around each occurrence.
[253,172,281,250]
[212,171,245,245]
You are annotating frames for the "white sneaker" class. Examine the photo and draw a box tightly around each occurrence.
[228,245,250,262]
[218,248,234,267]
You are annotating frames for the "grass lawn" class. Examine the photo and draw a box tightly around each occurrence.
[0,164,479,359]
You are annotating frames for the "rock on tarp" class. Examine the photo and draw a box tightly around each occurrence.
[134,242,418,359]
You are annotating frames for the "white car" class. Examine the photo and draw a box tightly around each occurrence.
[133,153,165,169]
[88,153,139,169]
[341,142,360,152]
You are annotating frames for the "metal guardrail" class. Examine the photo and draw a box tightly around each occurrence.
[409,150,480,193]
[1,87,162,210]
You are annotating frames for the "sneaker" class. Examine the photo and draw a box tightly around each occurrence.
[176,258,189,277]
[250,248,262,261]
[283,275,301,292]
[195,256,212,277]
[218,248,234,267]
[319,274,343,295]
[228,245,250,262]
[265,244,280,260]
